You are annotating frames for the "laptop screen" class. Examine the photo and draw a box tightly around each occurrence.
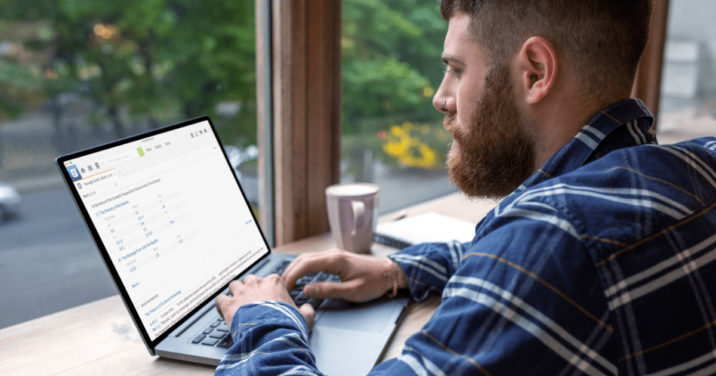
[59,118,268,341]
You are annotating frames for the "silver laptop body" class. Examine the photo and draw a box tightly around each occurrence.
[56,116,408,375]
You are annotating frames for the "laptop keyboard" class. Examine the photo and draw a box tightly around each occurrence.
[192,317,233,348]
[192,258,341,348]
[282,260,341,308]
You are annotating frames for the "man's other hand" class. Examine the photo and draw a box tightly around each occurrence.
[215,274,315,330]
[282,248,404,303]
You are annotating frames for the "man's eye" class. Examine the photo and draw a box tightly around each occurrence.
[444,66,461,76]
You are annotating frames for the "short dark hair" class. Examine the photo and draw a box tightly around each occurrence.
[440,0,652,97]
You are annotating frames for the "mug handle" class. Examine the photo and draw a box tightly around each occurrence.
[351,200,365,236]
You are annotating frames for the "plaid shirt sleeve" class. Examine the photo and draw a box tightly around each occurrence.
[388,240,469,301]
[214,301,319,375]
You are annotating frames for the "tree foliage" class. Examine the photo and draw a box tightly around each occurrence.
[342,0,449,171]
[342,0,446,134]
[0,0,256,145]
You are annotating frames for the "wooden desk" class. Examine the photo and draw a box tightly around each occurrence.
[0,193,497,376]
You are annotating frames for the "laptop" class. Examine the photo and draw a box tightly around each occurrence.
[55,116,409,375]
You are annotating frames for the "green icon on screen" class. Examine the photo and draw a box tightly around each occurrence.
[137,147,145,157]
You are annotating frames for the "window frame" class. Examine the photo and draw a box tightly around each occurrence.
[257,0,342,245]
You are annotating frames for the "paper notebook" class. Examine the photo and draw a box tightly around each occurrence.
[374,212,476,249]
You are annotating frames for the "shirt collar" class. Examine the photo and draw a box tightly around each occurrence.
[517,98,655,191]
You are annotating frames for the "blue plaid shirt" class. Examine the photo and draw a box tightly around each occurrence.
[215,99,716,375]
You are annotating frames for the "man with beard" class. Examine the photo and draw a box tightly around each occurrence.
[215,1,716,374]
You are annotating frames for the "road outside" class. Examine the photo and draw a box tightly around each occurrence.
[0,179,116,328]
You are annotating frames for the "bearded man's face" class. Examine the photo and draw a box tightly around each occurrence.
[434,13,536,198]
[444,64,536,198]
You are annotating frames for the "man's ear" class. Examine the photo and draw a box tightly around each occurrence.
[516,36,558,104]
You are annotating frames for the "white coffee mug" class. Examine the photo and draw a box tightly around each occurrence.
[325,183,379,252]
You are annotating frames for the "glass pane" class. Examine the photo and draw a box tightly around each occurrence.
[0,1,257,328]
[341,0,454,214]
[657,0,716,143]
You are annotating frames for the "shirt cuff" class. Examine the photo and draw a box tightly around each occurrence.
[229,301,311,345]
[388,244,451,301]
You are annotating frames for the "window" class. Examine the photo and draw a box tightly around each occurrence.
[657,0,716,143]
[340,0,454,214]
[0,1,258,328]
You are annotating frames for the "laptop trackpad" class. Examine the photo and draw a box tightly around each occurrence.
[311,326,387,375]
[314,298,403,333]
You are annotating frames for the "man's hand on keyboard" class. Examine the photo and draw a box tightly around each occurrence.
[215,274,315,330]
[282,249,406,303]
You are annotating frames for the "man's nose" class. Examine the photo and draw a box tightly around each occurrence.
[433,97,447,113]
[432,82,453,113]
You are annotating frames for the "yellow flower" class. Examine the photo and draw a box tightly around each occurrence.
[381,122,440,169]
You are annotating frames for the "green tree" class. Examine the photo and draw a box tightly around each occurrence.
[342,0,448,171]
[342,0,446,133]
[0,0,256,146]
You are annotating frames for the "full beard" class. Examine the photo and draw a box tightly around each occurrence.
[446,65,536,198]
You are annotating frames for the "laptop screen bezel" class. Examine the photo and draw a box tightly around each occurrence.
[55,115,272,353]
